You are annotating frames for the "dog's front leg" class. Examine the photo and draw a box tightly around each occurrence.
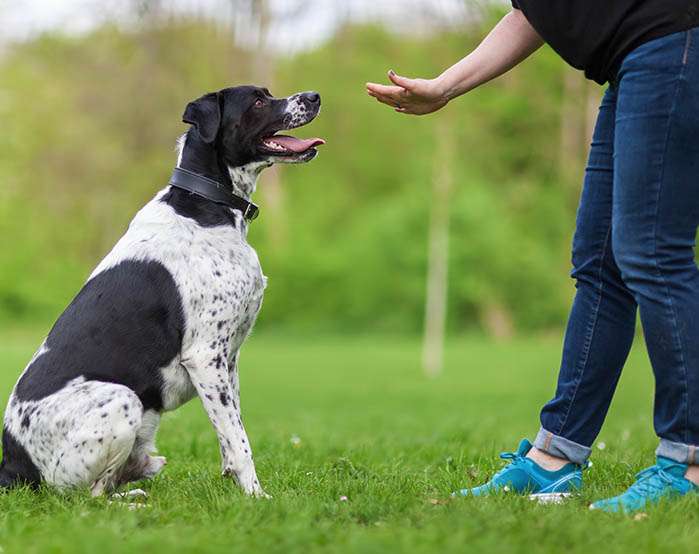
[181,350,265,496]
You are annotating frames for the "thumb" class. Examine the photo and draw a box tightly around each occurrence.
[388,70,412,89]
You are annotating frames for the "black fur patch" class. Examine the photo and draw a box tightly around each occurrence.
[14,260,185,411]
[0,429,41,489]
[161,188,239,228]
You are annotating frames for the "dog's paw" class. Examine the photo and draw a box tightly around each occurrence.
[244,484,271,498]
[113,488,149,500]
[108,499,150,510]
[110,488,151,509]
[245,480,270,498]
[222,466,268,497]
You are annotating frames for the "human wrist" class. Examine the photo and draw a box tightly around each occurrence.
[432,74,455,102]
[434,70,472,102]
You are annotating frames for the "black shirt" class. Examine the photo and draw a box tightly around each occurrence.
[511,1,699,84]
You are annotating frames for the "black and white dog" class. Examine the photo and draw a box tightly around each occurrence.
[0,86,323,496]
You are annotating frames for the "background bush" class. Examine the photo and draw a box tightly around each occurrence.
[0,13,603,335]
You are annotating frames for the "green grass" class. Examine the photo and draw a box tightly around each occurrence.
[0,326,697,554]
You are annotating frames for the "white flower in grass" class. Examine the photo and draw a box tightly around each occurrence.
[597,442,606,450]
[339,495,348,502]
[290,436,301,447]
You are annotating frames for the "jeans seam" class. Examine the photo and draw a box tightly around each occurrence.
[544,432,553,451]
[556,222,613,436]
[652,54,690,444]
[683,30,692,65]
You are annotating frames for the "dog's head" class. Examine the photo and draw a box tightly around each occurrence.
[182,86,324,168]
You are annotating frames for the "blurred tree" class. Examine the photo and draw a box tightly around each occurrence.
[559,67,604,198]
[131,0,162,21]
[423,116,454,376]
[232,0,287,250]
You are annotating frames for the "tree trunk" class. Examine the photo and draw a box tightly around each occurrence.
[233,0,287,249]
[422,117,453,377]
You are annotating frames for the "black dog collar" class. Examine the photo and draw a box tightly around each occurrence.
[169,167,260,222]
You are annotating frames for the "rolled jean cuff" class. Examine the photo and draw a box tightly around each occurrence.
[656,438,699,465]
[533,427,592,466]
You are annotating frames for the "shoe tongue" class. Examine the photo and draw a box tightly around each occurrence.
[517,438,534,457]
[657,456,688,477]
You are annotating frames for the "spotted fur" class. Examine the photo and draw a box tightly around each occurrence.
[0,86,322,496]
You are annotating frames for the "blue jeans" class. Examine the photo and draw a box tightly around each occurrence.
[534,28,699,467]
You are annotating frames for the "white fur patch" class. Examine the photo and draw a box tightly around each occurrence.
[175,134,187,167]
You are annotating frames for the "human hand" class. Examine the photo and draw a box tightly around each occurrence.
[365,70,449,115]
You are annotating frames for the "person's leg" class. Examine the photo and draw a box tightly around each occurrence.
[455,87,638,497]
[612,28,699,475]
[591,28,699,512]
[532,85,638,468]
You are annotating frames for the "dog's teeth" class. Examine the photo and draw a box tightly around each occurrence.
[265,140,285,151]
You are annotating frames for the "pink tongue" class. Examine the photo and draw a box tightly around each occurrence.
[271,135,325,152]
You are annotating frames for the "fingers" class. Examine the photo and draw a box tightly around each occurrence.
[388,70,413,90]
[372,93,404,110]
[365,82,404,97]
[365,82,406,108]
[365,71,419,114]
[366,90,411,114]
[365,70,413,102]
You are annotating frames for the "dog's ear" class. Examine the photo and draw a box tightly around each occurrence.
[182,92,221,144]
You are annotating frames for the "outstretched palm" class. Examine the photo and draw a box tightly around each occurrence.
[365,71,448,115]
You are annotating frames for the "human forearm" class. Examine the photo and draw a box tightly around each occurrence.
[366,9,544,115]
[436,9,544,100]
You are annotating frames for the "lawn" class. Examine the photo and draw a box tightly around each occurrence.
[0,326,697,554]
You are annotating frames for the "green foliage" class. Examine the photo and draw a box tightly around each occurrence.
[0,328,696,554]
[0,17,589,333]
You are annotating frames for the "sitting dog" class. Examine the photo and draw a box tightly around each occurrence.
[0,86,324,496]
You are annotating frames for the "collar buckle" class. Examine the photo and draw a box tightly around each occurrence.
[243,202,259,222]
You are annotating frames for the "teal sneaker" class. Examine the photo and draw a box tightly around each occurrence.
[454,439,584,503]
[589,457,699,513]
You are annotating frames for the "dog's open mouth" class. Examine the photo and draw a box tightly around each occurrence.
[260,135,325,156]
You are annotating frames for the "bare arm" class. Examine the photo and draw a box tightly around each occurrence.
[365,9,544,115]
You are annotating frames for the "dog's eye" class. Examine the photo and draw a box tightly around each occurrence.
[254,99,264,108]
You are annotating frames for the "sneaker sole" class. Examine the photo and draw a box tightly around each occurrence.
[528,492,573,504]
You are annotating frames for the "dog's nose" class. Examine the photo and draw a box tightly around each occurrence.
[301,91,320,105]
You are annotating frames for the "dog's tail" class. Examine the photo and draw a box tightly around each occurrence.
[0,430,41,490]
